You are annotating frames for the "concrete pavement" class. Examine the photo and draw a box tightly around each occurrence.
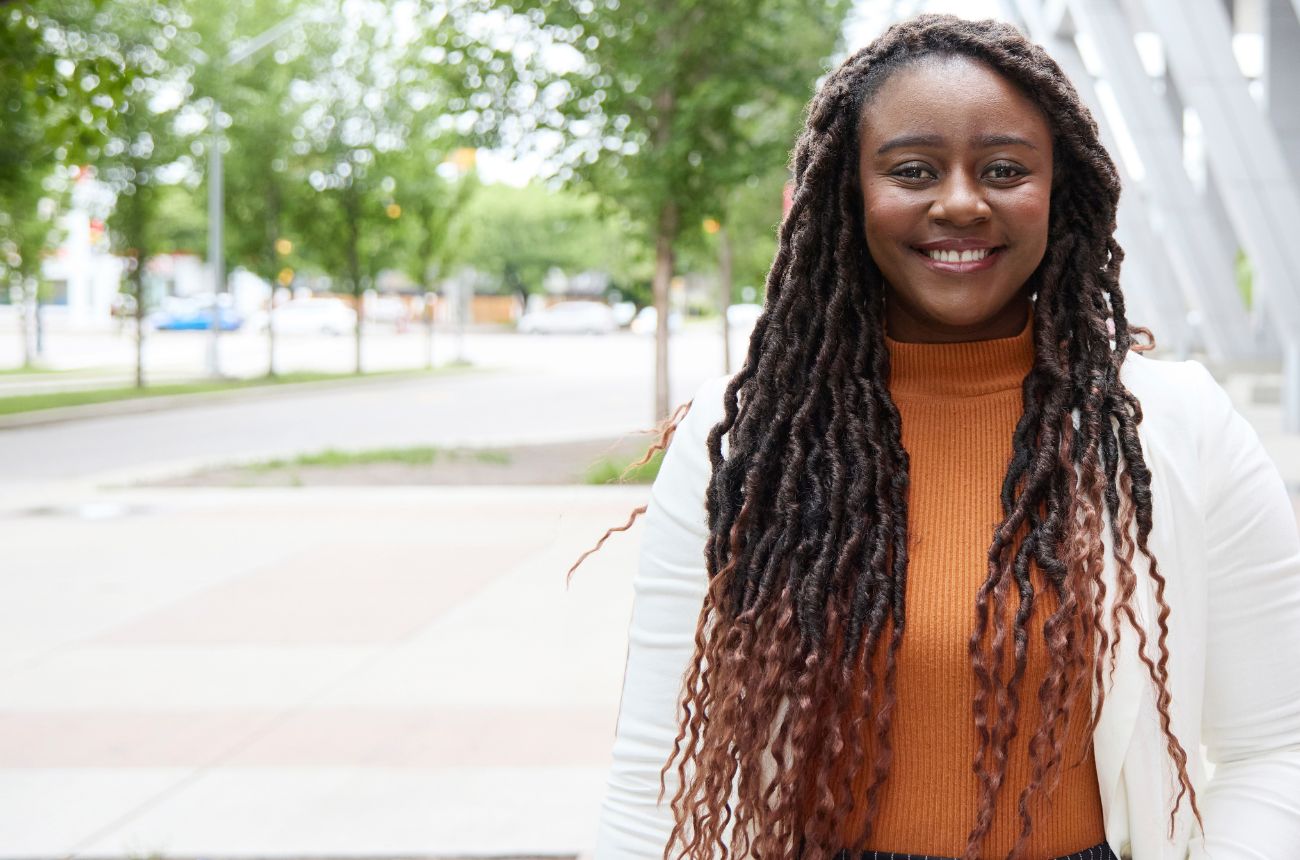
[0,329,727,859]
[0,485,647,858]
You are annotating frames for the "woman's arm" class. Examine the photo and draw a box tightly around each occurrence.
[1188,363,1300,858]
[595,374,729,859]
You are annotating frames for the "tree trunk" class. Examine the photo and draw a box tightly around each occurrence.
[354,282,363,374]
[267,296,277,377]
[265,185,281,378]
[19,277,35,368]
[424,288,436,371]
[652,199,679,420]
[344,188,364,375]
[649,79,679,420]
[718,223,733,375]
[131,267,146,389]
[420,236,434,372]
[34,286,44,358]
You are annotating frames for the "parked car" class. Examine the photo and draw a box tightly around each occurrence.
[364,294,412,327]
[246,298,357,336]
[630,305,683,335]
[147,295,243,331]
[611,300,638,327]
[517,301,618,334]
[726,302,764,330]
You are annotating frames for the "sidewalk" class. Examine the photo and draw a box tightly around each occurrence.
[0,485,647,858]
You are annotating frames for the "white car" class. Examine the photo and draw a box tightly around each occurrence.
[630,305,683,335]
[517,301,618,335]
[365,294,411,326]
[726,302,763,330]
[247,298,357,336]
[611,301,638,327]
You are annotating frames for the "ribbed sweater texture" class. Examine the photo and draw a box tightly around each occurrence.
[825,313,1106,857]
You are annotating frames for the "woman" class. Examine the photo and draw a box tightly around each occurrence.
[585,14,1300,860]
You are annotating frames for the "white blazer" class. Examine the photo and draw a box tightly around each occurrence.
[595,354,1300,859]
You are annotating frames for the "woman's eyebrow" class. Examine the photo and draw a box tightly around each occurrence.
[875,132,1039,154]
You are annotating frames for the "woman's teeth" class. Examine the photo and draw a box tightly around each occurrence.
[925,248,993,263]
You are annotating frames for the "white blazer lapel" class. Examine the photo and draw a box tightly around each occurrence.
[1089,487,1156,856]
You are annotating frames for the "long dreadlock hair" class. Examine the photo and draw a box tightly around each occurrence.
[571,14,1195,860]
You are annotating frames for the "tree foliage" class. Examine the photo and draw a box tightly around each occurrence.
[499,0,851,415]
[455,181,646,298]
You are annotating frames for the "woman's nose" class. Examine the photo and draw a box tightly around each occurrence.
[929,171,991,226]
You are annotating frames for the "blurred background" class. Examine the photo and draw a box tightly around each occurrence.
[1,0,1298,857]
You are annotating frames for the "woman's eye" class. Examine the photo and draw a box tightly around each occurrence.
[893,164,934,181]
[986,163,1024,180]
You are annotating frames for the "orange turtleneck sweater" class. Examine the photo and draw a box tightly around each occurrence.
[825,312,1106,857]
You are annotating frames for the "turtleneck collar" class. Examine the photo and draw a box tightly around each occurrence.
[884,309,1035,398]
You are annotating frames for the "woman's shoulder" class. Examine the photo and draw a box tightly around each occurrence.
[1120,352,1262,496]
[670,372,736,455]
[686,372,736,419]
[1121,351,1221,404]
[1121,351,1233,432]
[647,373,736,532]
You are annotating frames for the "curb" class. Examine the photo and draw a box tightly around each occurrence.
[0,367,481,431]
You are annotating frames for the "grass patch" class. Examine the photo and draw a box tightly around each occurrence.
[584,446,665,485]
[0,365,71,376]
[0,368,453,417]
[250,445,512,472]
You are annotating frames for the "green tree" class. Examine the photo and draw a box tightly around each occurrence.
[190,0,350,375]
[0,176,60,366]
[183,0,326,377]
[454,181,643,301]
[0,0,139,367]
[502,0,850,417]
[287,8,400,375]
[671,164,791,371]
[97,1,196,387]
[383,145,480,294]
[0,0,136,192]
[150,181,207,255]
[286,0,512,374]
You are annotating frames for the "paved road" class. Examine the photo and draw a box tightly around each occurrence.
[0,328,743,493]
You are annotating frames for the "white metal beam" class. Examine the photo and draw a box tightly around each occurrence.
[1042,0,1073,36]
[1141,0,1300,425]
[1065,0,1256,360]
[1010,0,1193,356]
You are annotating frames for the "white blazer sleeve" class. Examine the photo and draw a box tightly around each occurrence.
[595,374,730,859]
[1188,363,1300,858]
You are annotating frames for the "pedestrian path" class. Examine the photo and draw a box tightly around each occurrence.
[0,486,648,858]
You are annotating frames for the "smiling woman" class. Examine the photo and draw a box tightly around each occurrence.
[860,54,1052,343]
[580,12,1300,860]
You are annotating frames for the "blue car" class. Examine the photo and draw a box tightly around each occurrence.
[150,307,243,331]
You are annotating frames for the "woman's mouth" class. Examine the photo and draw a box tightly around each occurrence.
[912,245,1006,273]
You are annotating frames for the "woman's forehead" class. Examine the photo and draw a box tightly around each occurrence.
[857,55,1053,151]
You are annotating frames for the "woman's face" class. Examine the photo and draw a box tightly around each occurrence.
[858,55,1054,343]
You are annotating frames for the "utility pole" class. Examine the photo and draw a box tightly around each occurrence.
[206,98,224,376]
[206,9,320,377]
